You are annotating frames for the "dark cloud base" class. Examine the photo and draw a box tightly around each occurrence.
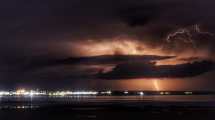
[98,61,215,79]
[26,55,174,70]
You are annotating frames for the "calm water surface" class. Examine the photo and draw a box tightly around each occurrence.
[0,95,215,120]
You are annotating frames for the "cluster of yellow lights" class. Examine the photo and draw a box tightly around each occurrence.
[0,89,111,96]
[184,91,193,95]
[49,91,98,96]
[0,89,46,96]
[0,89,195,97]
[100,91,112,95]
[160,92,170,95]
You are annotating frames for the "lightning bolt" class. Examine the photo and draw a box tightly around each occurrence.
[194,24,214,36]
[166,27,196,49]
[153,79,160,91]
[166,28,192,42]
[166,24,214,49]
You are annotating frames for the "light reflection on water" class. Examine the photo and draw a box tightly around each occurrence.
[0,95,215,109]
[0,105,39,109]
[0,95,215,102]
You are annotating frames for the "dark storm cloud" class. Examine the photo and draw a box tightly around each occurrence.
[178,57,201,62]
[0,0,215,88]
[1,0,215,58]
[25,55,174,70]
[98,61,215,79]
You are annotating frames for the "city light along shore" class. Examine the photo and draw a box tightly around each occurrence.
[0,89,215,97]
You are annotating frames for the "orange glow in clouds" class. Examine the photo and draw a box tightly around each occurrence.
[70,38,165,57]
[68,37,206,65]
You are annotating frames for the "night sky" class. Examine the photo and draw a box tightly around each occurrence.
[1,0,215,90]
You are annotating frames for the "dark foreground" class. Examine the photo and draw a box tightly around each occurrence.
[0,102,215,120]
[0,95,215,120]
